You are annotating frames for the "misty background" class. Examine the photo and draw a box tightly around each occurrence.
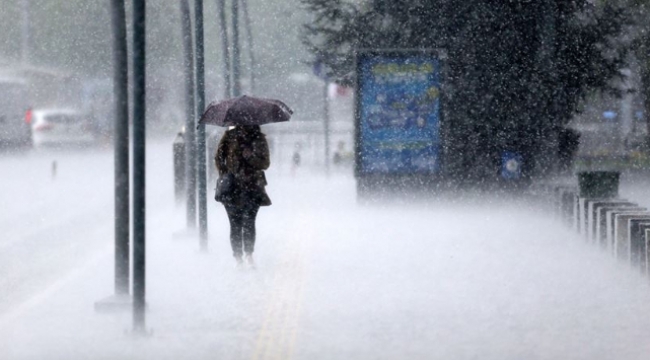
[4,1,650,359]
[0,0,325,134]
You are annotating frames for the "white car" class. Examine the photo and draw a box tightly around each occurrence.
[31,109,96,148]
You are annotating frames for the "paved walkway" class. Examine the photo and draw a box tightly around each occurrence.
[2,169,650,360]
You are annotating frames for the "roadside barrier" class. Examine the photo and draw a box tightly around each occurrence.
[607,209,647,255]
[586,200,631,243]
[613,212,650,260]
[535,171,650,274]
[595,204,638,248]
[630,220,650,268]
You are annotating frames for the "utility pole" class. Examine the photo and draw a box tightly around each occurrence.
[241,0,255,94]
[181,0,197,229]
[195,0,208,251]
[324,82,330,175]
[315,59,331,175]
[232,0,242,97]
[94,0,131,314]
[132,0,147,334]
[111,0,130,298]
[217,0,232,98]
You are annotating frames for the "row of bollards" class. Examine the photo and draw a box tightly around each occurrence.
[536,171,650,276]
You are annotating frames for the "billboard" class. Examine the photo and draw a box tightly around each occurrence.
[356,51,441,175]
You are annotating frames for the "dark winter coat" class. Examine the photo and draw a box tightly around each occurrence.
[215,126,271,207]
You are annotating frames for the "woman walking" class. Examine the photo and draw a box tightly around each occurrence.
[215,125,271,268]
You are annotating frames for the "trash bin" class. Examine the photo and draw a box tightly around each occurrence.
[578,171,619,199]
[173,131,185,204]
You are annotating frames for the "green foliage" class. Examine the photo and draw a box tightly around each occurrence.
[302,0,631,179]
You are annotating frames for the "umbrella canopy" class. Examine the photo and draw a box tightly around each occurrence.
[198,95,293,127]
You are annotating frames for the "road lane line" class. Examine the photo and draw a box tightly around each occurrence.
[287,238,310,360]
[262,245,299,360]
[252,215,314,360]
[278,238,307,360]
[252,246,296,360]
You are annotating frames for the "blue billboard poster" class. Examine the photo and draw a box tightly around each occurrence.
[356,52,441,175]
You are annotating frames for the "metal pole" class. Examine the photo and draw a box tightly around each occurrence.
[241,0,255,94]
[111,0,130,296]
[231,0,242,97]
[217,0,232,98]
[195,0,208,250]
[132,0,146,333]
[181,0,197,229]
[21,0,30,64]
[324,82,330,175]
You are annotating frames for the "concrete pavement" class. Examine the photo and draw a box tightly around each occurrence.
[2,160,650,359]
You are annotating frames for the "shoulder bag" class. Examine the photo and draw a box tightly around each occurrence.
[214,173,236,203]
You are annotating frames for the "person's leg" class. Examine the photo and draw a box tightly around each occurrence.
[225,205,244,259]
[242,205,260,256]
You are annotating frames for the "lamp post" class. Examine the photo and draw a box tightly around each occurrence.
[94,0,132,315]
[324,82,330,175]
[217,0,232,98]
[111,0,130,298]
[132,0,147,333]
[232,0,242,97]
[195,0,208,250]
[241,0,255,94]
[181,0,197,229]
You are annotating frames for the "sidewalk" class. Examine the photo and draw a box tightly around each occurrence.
[2,172,650,360]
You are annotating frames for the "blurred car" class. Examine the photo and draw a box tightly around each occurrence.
[0,77,32,148]
[31,109,96,148]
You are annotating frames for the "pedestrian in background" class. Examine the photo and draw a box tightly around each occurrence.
[291,141,301,176]
[215,125,271,268]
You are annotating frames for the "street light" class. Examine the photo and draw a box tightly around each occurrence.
[195,0,208,250]
[181,0,197,230]
[132,0,147,334]
[111,0,130,298]
[94,0,131,315]
[232,0,241,97]
[218,0,232,98]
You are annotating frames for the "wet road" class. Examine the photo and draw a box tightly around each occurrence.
[2,142,650,359]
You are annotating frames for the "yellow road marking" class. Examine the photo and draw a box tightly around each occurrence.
[252,216,313,360]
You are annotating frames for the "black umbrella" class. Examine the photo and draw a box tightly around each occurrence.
[198,95,293,127]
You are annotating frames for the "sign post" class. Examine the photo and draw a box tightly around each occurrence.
[111,0,130,298]
[94,0,131,314]
[313,59,332,176]
[132,0,146,334]
[195,0,208,251]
